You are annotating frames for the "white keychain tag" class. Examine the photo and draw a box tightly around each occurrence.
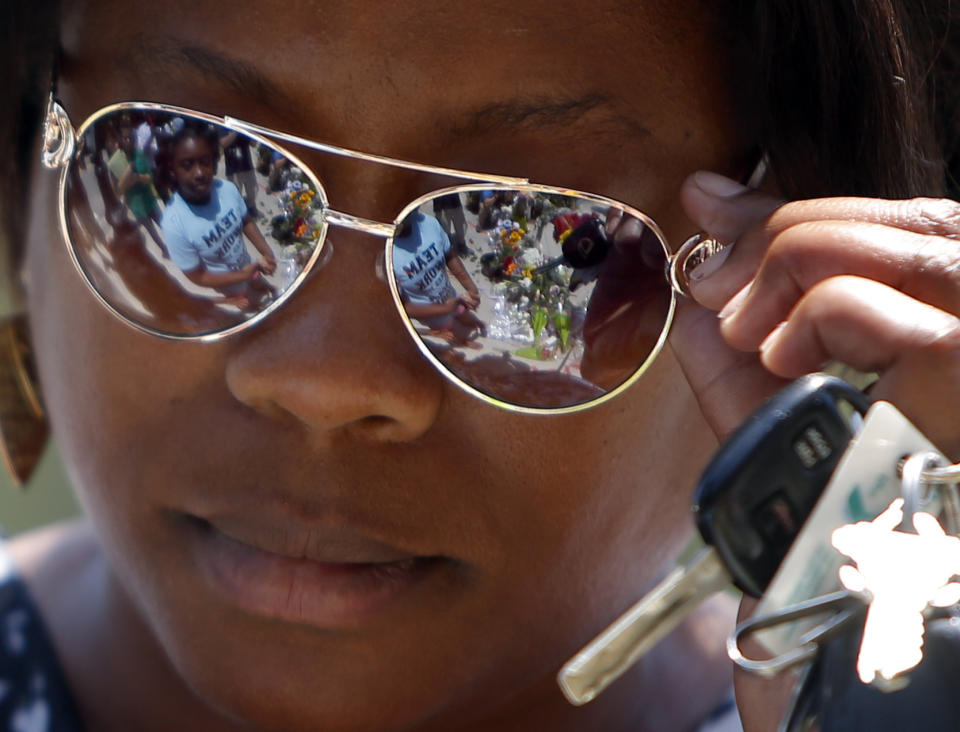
[832,493,960,687]
[752,401,946,656]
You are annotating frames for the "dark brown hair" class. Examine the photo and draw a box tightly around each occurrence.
[1,0,958,259]
[739,0,959,199]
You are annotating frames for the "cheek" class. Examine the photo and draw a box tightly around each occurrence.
[456,349,717,650]
[25,159,217,523]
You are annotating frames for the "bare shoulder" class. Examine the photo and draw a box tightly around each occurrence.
[6,518,104,604]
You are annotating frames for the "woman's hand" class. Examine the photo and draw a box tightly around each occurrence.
[673,171,960,459]
[675,171,960,730]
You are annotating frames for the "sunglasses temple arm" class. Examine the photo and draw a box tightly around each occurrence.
[223,117,530,185]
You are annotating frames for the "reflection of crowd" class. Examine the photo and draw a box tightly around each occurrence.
[432,193,468,255]
[107,119,166,255]
[80,112,280,313]
[219,131,260,217]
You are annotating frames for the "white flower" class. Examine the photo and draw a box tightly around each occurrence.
[521,249,542,266]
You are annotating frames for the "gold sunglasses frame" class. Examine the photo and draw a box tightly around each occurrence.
[41,95,714,415]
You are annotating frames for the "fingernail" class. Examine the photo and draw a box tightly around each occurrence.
[718,284,751,320]
[689,243,731,281]
[759,321,788,353]
[694,170,749,199]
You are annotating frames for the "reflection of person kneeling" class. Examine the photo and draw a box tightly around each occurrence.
[393,212,485,347]
[159,126,277,309]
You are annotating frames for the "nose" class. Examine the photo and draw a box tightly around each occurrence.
[225,229,445,444]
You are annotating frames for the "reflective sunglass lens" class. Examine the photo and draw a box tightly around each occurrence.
[390,190,671,410]
[63,107,326,337]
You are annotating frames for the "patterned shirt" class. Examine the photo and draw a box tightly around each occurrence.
[0,552,83,731]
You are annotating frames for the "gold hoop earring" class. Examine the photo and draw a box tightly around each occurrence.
[0,316,47,486]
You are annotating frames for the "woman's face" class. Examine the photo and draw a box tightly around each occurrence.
[29,1,752,729]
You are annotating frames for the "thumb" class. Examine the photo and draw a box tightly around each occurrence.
[679,171,785,312]
[680,171,784,246]
[669,172,791,439]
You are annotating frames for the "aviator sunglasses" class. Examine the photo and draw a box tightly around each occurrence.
[42,97,747,414]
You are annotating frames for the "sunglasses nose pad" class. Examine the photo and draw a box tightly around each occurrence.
[374,249,387,284]
[307,237,334,278]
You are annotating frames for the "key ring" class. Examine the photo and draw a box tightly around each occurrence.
[902,452,960,535]
[731,452,960,680]
[922,462,960,486]
[727,590,867,678]
[901,452,943,532]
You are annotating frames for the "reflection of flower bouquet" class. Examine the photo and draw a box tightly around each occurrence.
[479,215,574,357]
[270,178,323,250]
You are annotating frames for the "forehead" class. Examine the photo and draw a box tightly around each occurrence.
[173,135,212,157]
[64,0,734,123]
[67,0,716,53]
[61,0,747,218]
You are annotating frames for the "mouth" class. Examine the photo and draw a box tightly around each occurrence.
[185,515,451,629]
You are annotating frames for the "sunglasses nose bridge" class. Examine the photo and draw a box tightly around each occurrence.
[323,209,396,239]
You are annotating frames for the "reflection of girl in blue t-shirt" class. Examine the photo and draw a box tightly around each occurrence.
[393,213,456,309]
[158,128,278,307]
[393,212,486,344]
[163,179,250,275]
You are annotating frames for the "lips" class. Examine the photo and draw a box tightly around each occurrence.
[186,513,449,629]
[203,513,422,564]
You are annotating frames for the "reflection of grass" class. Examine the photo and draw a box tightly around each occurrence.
[514,346,546,360]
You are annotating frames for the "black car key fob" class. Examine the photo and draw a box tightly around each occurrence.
[694,373,872,597]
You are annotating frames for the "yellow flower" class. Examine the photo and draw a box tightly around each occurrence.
[509,231,522,243]
[522,265,535,279]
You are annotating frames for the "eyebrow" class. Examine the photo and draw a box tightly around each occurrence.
[457,94,653,141]
[120,37,651,143]
[122,35,296,110]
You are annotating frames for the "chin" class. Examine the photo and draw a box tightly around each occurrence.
[147,609,504,732]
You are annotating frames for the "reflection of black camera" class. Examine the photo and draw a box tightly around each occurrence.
[561,218,610,269]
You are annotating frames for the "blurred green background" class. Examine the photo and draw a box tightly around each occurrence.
[0,441,80,536]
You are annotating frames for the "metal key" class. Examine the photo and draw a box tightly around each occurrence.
[557,373,871,706]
